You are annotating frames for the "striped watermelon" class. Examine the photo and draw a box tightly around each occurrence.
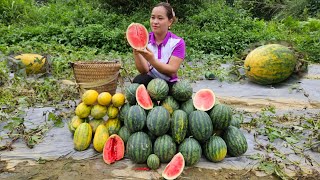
[146,106,170,136]
[171,80,193,102]
[147,154,160,170]
[222,126,248,157]
[180,99,195,115]
[209,104,232,130]
[230,116,241,128]
[118,126,131,144]
[125,105,146,133]
[161,96,180,114]
[178,137,202,166]
[126,132,152,163]
[171,110,188,144]
[188,110,213,143]
[204,135,227,162]
[154,135,177,163]
[147,78,169,101]
[125,83,140,105]
[119,103,131,122]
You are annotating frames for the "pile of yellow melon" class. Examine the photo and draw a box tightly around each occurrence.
[68,89,125,152]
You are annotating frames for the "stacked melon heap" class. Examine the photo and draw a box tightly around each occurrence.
[68,90,127,155]
[119,78,248,179]
[68,78,248,179]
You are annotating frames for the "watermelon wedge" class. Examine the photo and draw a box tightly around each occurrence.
[162,152,185,180]
[136,84,153,110]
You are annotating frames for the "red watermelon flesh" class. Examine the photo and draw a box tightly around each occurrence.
[126,23,149,50]
[136,84,153,110]
[193,89,216,111]
[103,134,125,164]
[162,152,185,180]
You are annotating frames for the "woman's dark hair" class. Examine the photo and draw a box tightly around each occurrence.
[154,2,177,23]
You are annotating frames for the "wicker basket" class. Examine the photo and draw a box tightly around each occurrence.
[71,61,122,95]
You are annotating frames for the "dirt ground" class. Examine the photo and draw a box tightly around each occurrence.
[0,158,281,180]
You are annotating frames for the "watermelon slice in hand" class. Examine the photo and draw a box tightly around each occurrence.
[126,23,149,50]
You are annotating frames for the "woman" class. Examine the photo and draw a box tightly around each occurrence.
[132,2,186,90]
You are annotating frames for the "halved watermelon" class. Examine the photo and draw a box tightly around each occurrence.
[103,134,125,164]
[136,84,153,110]
[162,152,185,180]
[126,23,149,50]
[193,89,215,111]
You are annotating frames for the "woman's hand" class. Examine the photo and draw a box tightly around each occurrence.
[135,47,155,63]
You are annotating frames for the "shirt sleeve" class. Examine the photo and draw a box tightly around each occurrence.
[172,39,186,60]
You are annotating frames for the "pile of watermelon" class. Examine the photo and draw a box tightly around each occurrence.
[117,78,248,179]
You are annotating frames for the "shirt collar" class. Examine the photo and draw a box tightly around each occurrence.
[150,31,171,46]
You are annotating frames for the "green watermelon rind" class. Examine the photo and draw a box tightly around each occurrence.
[146,106,170,136]
[147,78,169,101]
[154,135,177,163]
[222,126,248,157]
[178,137,202,166]
[126,131,152,163]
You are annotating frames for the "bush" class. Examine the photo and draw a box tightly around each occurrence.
[178,2,264,55]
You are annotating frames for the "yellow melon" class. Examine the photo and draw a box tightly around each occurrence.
[14,53,46,74]
[75,102,91,118]
[90,104,107,119]
[112,93,126,107]
[105,118,121,135]
[107,105,119,119]
[68,115,84,133]
[82,89,99,105]
[97,92,112,106]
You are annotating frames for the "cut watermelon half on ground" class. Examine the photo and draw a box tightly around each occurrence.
[193,89,216,111]
[136,84,153,110]
[103,134,125,164]
[162,152,185,180]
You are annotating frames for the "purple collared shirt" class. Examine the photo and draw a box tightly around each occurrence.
[147,31,186,82]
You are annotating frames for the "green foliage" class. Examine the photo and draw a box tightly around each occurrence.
[180,3,264,55]
[235,0,320,20]
[100,0,206,21]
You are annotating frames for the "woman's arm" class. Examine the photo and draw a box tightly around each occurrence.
[133,49,149,74]
[149,55,183,77]
[135,48,183,77]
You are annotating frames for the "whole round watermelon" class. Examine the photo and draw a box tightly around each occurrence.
[171,80,193,102]
[126,132,152,163]
[125,83,140,105]
[147,78,169,101]
[222,126,248,157]
[146,106,170,136]
[154,135,177,163]
[178,137,202,166]
[244,44,297,85]
[209,104,232,130]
